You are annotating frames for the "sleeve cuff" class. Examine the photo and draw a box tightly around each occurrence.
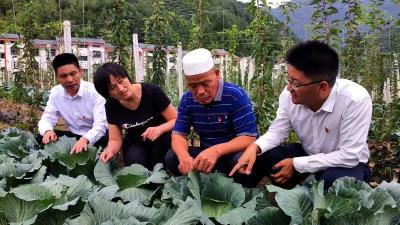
[82,134,95,145]
[172,131,188,136]
[293,156,309,173]
[236,132,257,137]
[38,125,53,136]
[254,139,267,154]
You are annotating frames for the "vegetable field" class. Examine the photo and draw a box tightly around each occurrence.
[0,0,400,224]
[1,128,400,225]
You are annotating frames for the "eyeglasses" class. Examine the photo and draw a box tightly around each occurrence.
[286,77,323,91]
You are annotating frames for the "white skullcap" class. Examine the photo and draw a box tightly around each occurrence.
[182,48,214,76]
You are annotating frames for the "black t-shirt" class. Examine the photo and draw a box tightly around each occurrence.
[105,83,171,145]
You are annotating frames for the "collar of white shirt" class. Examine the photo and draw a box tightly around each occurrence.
[318,81,338,113]
[62,80,84,98]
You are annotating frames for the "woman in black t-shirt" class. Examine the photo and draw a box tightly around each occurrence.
[93,63,177,169]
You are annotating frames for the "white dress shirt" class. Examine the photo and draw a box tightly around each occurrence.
[38,80,107,145]
[255,79,372,173]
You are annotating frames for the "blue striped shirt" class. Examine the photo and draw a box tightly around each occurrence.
[173,81,257,148]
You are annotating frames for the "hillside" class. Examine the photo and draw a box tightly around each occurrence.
[0,0,258,53]
[270,0,400,39]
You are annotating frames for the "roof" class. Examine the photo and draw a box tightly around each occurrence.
[0,33,20,39]
[33,39,57,48]
[56,37,106,45]
[138,43,175,51]
[211,49,229,56]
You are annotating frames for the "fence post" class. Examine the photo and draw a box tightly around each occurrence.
[132,34,143,82]
[220,55,224,81]
[63,20,72,53]
[88,45,93,82]
[177,42,183,99]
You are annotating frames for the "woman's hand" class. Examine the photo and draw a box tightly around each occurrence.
[141,126,164,142]
[100,147,118,163]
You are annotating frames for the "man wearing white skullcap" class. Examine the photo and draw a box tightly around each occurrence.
[165,48,262,187]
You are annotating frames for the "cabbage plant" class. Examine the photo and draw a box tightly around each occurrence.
[0,128,400,225]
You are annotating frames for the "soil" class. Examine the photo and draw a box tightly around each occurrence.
[0,99,67,131]
[0,99,41,126]
[0,121,7,130]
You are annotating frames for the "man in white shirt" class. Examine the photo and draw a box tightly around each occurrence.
[230,40,372,189]
[38,53,107,154]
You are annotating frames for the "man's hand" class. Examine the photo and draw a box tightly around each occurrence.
[270,158,294,184]
[70,137,89,154]
[141,126,163,142]
[193,147,221,173]
[42,130,57,144]
[229,143,259,176]
[99,147,118,163]
[178,153,194,175]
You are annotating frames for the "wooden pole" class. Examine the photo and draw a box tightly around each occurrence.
[63,20,72,53]
[177,42,183,99]
[132,33,143,82]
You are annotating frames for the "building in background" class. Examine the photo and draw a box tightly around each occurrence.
[0,33,19,78]
[0,34,182,81]
[0,33,240,88]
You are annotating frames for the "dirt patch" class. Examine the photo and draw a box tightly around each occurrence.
[0,121,8,130]
[0,99,67,132]
[0,99,42,125]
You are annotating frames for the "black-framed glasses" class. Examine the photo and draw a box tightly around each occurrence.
[285,78,324,91]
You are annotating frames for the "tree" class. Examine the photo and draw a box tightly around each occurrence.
[15,0,61,97]
[275,1,298,93]
[390,0,400,103]
[341,0,364,82]
[144,0,176,90]
[221,24,241,86]
[359,0,389,102]
[246,0,281,133]
[309,0,340,47]
[12,0,61,132]
[59,0,109,38]
[187,0,210,49]
[104,0,134,79]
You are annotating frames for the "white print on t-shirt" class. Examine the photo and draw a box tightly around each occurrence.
[122,116,154,129]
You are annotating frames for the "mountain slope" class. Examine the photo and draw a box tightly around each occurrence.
[270,0,400,39]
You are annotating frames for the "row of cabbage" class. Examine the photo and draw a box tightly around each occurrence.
[0,127,400,225]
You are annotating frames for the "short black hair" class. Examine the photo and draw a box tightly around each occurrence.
[285,40,339,86]
[93,62,132,99]
[52,53,80,74]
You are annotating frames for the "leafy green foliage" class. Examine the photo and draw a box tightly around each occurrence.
[267,177,400,225]
[309,0,340,47]
[41,136,98,170]
[0,1,400,223]
[267,185,313,224]
[1,128,400,224]
[94,161,168,204]
[39,136,99,179]
[0,154,42,181]
[0,127,38,158]
[144,0,176,90]
[0,174,93,225]
[163,171,267,224]
[245,0,283,134]
[0,193,53,225]
[220,25,242,85]
[187,0,209,49]
[104,0,134,77]
[247,207,291,225]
